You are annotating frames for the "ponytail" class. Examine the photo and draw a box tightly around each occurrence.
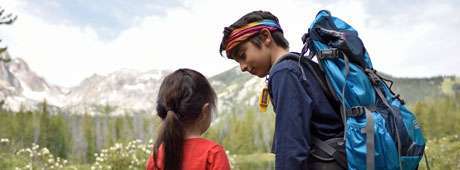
[153,111,185,170]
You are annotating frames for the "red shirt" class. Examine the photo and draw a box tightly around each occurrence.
[146,138,231,170]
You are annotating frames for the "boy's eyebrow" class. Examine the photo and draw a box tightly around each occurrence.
[237,44,248,57]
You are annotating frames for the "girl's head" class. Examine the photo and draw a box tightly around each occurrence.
[153,68,217,170]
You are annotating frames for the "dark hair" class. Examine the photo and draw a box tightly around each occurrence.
[153,68,217,170]
[219,10,289,59]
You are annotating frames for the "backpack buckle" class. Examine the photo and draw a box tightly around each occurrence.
[317,48,339,60]
[347,106,365,117]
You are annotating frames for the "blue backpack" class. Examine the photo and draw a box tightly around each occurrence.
[291,10,427,170]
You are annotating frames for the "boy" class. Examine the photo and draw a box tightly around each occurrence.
[219,11,345,169]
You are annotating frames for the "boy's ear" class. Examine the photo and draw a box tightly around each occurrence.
[260,28,272,46]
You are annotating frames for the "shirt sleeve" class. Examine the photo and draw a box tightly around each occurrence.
[270,69,313,170]
[208,145,231,170]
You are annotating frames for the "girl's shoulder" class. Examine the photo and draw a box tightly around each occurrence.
[184,138,227,157]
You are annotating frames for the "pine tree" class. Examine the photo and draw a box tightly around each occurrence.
[83,113,96,162]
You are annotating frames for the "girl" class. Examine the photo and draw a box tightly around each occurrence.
[146,68,230,170]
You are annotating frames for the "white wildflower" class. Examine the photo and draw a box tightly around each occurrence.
[0,138,9,143]
[32,143,39,150]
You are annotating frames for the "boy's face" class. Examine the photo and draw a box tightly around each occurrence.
[233,41,272,78]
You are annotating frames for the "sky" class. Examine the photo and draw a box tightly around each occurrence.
[0,0,459,87]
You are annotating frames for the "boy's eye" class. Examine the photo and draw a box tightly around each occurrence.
[238,53,246,61]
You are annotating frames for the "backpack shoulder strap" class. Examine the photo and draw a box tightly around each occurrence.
[280,52,341,113]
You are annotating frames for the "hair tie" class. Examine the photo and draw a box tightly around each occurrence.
[167,110,180,119]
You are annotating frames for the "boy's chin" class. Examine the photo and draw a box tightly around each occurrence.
[253,72,268,78]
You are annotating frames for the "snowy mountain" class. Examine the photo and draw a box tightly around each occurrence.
[63,69,170,115]
[209,67,265,114]
[0,50,171,114]
[0,50,66,111]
